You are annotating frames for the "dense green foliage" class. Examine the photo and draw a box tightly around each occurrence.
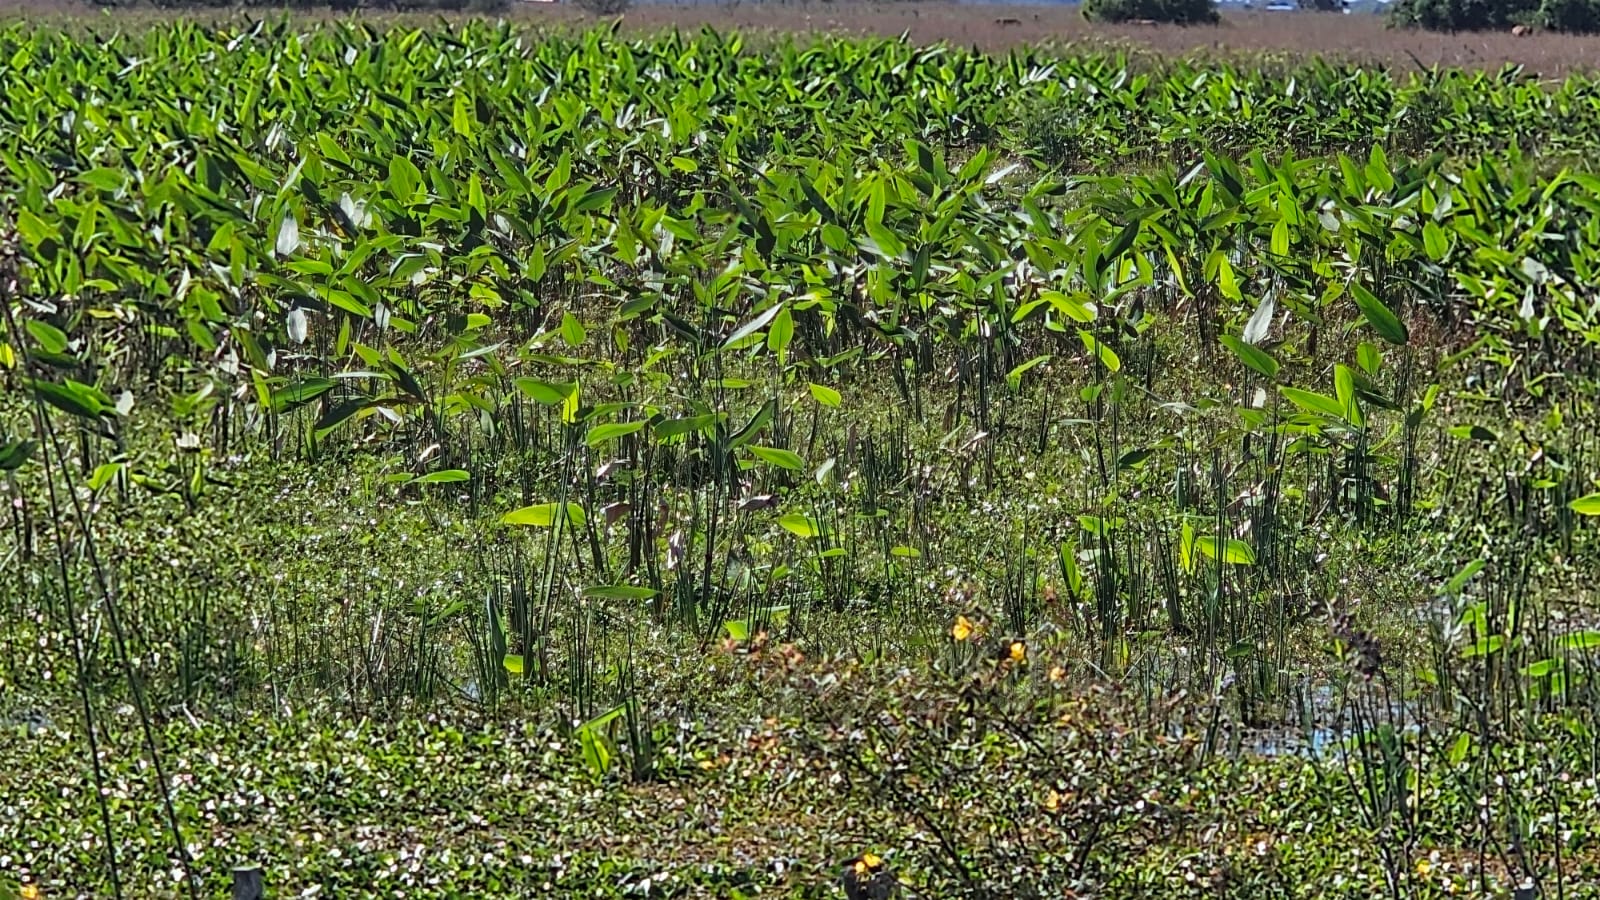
[2,18,1600,899]
[1388,0,1600,33]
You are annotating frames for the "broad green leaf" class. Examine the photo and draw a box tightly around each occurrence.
[749,446,803,471]
[413,469,469,485]
[655,414,718,439]
[1197,535,1256,565]
[1570,494,1600,516]
[767,306,794,363]
[561,312,587,348]
[808,383,842,407]
[1560,630,1600,650]
[1006,355,1050,390]
[32,378,113,419]
[582,585,660,601]
[1043,290,1096,323]
[586,421,646,447]
[1077,330,1121,373]
[1350,282,1408,345]
[778,513,820,538]
[502,502,586,528]
[1220,335,1279,379]
[1280,387,1345,421]
[722,304,783,350]
[0,440,36,471]
[268,377,336,413]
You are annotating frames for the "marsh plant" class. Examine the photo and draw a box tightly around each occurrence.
[2,18,1600,898]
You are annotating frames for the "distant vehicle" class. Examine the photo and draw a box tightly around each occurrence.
[1264,2,1296,8]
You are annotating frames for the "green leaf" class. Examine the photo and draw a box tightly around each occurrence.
[388,154,423,203]
[778,513,821,538]
[515,378,578,407]
[655,414,718,440]
[269,377,335,414]
[1006,355,1050,391]
[15,209,59,250]
[1280,387,1346,421]
[808,383,842,407]
[25,320,68,355]
[727,399,774,450]
[1220,335,1279,379]
[749,445,803,471]
[1570,494,1600,516]
[1560,630,1600,650]
[0,439,36,471]
[1077,330,1121,373]
[502,654,524,675]
[582,585,660,601]
[1441,559,1485,596]
[560,312,587,348]
[586,421,646,447]
[502,502,586,528]
[1197,535,1256,565]
[1043,290,1096,324]
[722,304,783,350]
[767,306,794,363]
[413,469,469,485]
[1350,282,1408,345]
[31,378,112,419]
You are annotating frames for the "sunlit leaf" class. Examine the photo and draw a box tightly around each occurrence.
[502,502,586,528]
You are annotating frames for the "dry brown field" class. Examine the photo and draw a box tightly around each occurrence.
[566,2,1600,74]
[4,0,1600,75]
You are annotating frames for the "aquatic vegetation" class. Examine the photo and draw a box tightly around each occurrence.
[1,17,1599,898]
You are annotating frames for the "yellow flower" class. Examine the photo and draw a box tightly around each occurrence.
[951,616,973,642]
[1009,641,1027,663]
[853,852,883,875]
[1043,789,1062,813]
[1415,858,1432,878]
[21,885,39,900]
[1049,665,1066,683]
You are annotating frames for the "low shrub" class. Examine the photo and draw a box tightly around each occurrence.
[1081,0,1220,25]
